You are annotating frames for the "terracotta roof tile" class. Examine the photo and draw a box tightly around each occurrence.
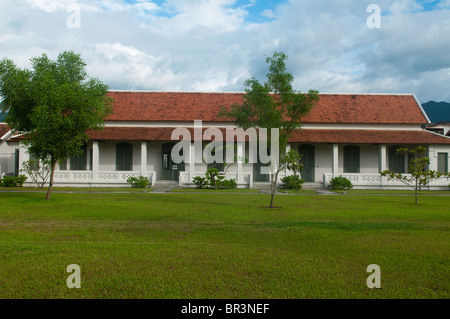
[107,92,428,124]
[289,129,450,144]
[87,127,450,145]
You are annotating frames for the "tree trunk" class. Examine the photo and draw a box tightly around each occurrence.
[269,170,280,208]
[46,156,56,200]
[414,178,418,205]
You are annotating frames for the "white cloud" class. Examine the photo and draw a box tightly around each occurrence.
[0,0,449,103]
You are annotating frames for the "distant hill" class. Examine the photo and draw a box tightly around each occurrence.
[422,101,450,123]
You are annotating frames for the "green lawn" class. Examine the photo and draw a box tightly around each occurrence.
[171,188,261,193]
[0,186,150,193]
[0,191,448,299]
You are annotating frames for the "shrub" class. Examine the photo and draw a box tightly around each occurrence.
[281,175,305,190]
[192,176,209,189]
[330,176,353,190]
[0,175,27,187]
[205,167,221,189]
[193,172,237,189]
[126,176,150,188]
[218,178,237,189]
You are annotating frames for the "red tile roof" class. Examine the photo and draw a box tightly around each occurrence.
[289,129,450,144]
[86,127,450,145]
[107,91,428,124]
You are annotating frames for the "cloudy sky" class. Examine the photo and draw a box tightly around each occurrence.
[1,0,449,103]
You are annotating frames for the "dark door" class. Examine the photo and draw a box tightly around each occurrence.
[299,144,315,182]
[253,144,270,182]
[162,143,184,181]
[253,160,270,182]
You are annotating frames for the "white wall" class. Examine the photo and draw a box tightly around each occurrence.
[428,145,450,172]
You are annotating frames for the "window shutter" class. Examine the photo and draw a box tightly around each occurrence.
[116,143,133,171]
[343,145,360,173]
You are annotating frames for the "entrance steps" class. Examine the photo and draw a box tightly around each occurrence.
[153,181,179,192]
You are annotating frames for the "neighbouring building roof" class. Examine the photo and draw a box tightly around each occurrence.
[0,124,11,139]
[107,91,429,125]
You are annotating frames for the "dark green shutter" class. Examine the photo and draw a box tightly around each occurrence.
[59,160,67,170]
[14,149,19,177]
[389,146,405,173]
[343,145,360,173]
[116,143,133,171]
[438,153,448,174]
[70,145,87,170]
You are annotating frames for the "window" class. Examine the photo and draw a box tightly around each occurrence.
[59,160,67,170]
[438,153,448,174]
[389,146,406,173]
[14,149,19,177]
[343,145,360,173]
[29,154,40,171]
[116,143,133,171]
[70,145,87,170]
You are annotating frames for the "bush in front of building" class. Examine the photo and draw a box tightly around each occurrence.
[192,168,237,190]
[281,175,305,190]
[126,176,150,188]
[330,176,353,191]
[0,175,27,187]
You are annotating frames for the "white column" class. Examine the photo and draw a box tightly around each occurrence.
[140,141,147,177]
[379,144,387,172]
[428,146,437,171]
[285,143,291,176]
[189,142,195,182]
[92,141,99,181]
[237,141,244,184]
[332,144,339,178]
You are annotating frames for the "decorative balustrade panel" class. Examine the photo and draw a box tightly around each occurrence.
[51,171,156,185]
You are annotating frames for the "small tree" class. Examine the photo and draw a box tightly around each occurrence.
[220,52,319,207]
[380,146,449,205]
[0,51,113,199]
[21,157,52,188]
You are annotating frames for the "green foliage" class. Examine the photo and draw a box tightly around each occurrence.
[281,175,305,190]
[218,178,237,189]
[330,176,354,191]
[0,175,27,187]
[192,176,209,189]
[126,176,150,188]
[281,149,304,190]
[285,149,303,175]
[0,51,113,199]
[380,146,449,204]
[193,168,237,190]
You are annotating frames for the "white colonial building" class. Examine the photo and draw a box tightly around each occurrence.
[1,91,450,189]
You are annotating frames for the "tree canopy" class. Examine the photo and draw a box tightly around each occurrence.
[0,50,113,199]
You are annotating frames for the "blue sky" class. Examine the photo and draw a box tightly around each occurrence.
[1,0,449,103]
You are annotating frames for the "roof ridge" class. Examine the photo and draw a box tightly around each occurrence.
[108,90,415,96]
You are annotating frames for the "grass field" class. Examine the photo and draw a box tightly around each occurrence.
[0,191,448,299]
